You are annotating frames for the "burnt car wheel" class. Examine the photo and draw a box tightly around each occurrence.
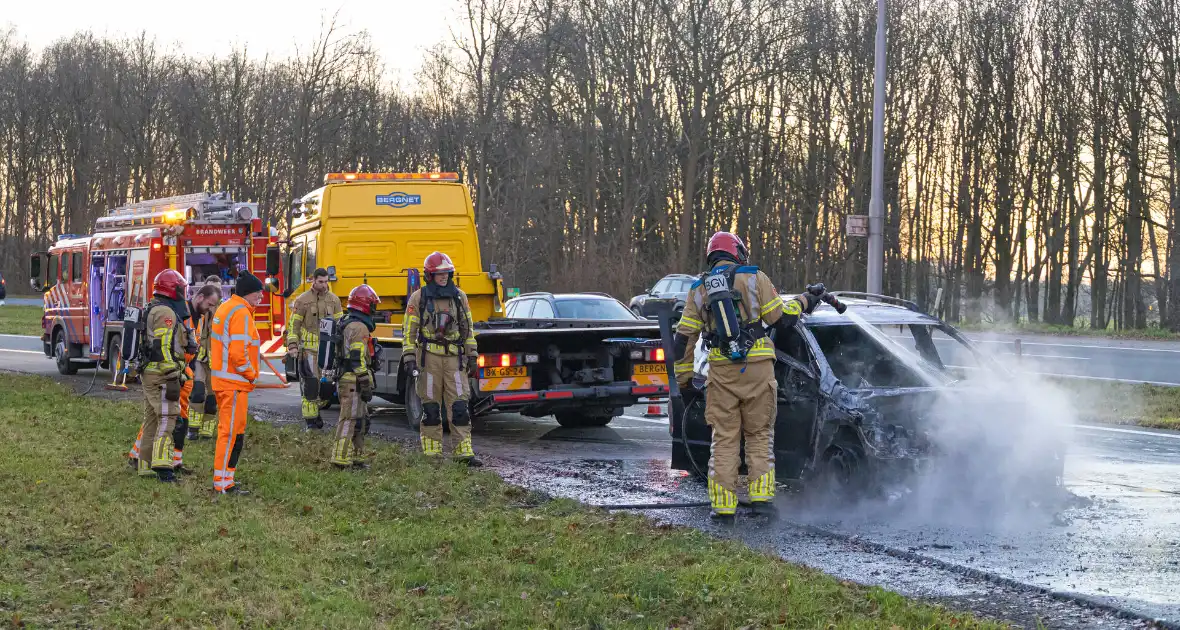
[555,410,615,428]
[812,439,868,501]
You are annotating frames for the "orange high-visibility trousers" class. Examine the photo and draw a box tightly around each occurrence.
[213,389,249,492]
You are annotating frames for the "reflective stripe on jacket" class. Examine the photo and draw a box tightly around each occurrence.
[210,294,260,392]
[143,301,185,376]
[287,289,342,352]
[402,288,477,357]
[674,262,799,372]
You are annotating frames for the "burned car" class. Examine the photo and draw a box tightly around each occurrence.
[669,293,1067,501]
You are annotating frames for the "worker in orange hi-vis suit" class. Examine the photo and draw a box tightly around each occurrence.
[209,273,264,495]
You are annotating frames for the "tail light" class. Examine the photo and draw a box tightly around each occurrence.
[477,353,539,367]
[479,353,518,367]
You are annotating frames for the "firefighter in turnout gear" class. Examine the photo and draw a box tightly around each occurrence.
[402,252,481,465]
[287,268,343,430]
[330,284,380,469]
[672,232,819,520]
[189,284,223,440]
[129,304,196,472]
[130,270,191,483]
[209,273,264,495]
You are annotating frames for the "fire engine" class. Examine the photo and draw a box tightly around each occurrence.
[28,192,287,381]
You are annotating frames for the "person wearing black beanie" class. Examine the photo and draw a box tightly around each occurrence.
[235,272,264,298]
[208,270,265,495]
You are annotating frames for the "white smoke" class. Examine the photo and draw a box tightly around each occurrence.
[795,312,1081,532]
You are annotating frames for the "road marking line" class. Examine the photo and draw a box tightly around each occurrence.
[1035,372,1180,387]
[1072,424,1180,440]
[959,337,1180,354]
[0,333,40,339]
[1077,478,1180,496]
[999,353,1091,360]
[619,415,670,425]
[0,348,43,355]
[891,333,1180,354]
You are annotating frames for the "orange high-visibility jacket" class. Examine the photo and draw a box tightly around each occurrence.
[210,294,260,392]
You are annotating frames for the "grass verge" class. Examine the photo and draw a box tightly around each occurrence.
[0,372,1000,629]
[0,304,43,336]
[1052,377,1180,430]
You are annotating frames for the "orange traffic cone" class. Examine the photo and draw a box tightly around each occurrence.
[644,404,667,418]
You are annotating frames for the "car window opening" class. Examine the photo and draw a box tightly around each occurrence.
[554,298,635,320]
[810,324,930,389]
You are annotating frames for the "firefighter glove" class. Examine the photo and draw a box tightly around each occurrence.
[358,375,374,402]
[798,292,819,315]
[402,355,418,377]
[164,378,182,402]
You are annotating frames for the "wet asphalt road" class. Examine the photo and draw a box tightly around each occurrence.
[0,297,42,306]
[2,333,1179,628]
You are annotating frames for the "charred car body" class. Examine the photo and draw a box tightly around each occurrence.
[668,293,1066,500]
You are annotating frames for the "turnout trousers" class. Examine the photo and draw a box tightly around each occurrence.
[415,353,474,458]
[133,370,192,469]
[330,379,369,466]
[299,351,326,426]
[134,372,180,479]
[704,359,777,515]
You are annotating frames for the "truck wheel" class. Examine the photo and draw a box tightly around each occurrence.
[104,334,122,373]
[404,375,423,430]
[555,411,614,428]
[53,328,78,375]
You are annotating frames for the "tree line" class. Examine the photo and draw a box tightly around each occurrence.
[2,0,1179,329]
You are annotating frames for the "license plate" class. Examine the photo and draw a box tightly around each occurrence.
[633,363,666,375]
[482,366,527,378]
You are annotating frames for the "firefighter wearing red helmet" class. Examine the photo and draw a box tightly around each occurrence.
[672,232,820,520]
[329,284,381,468]
[128,269,191,483]
[402,251,481,465]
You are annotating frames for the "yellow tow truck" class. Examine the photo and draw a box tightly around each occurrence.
[278,172,666,428]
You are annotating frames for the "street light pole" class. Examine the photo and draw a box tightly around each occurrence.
[867,0,886,295]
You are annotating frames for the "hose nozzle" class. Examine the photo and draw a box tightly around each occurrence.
[806,283,848,314]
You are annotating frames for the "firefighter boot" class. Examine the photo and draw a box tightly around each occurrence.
[302,399,324,430]
[708,478,738,522]
[420,403,444,458]
[450,401,482,466]
[748,470,776,517]
[188,412,204,440]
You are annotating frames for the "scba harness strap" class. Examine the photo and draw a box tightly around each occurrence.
[696,265,767,362]
[418,289,470,358]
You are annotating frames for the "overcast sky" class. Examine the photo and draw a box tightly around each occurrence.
[3,0,455,84]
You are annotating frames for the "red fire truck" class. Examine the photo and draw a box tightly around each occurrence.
[28,192,287,379]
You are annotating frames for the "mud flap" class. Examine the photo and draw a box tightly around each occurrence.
[658,303,704,476]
